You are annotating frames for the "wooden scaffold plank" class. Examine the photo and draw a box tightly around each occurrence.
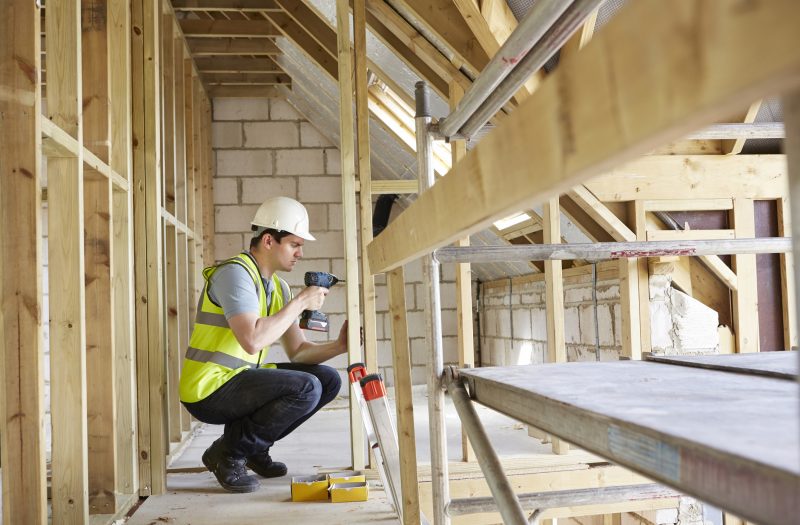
[0,0,48,522]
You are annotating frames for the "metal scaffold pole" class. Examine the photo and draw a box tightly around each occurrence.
[415,81,450,525]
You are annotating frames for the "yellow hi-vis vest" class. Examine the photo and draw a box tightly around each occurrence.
[179,252,291,403]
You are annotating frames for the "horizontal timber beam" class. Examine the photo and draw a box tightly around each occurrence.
[171,0,280,11]
[186,37,280,55]
[179,20,279,38]
[202,72,290,85]
[586,155,789,201]
[206,85,281,98]
[194,57,281,73]
[367,0,800,274]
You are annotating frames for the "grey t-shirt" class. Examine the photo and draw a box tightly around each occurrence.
[207,260,291,320]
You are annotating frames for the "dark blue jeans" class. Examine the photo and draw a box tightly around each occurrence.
[183,363,341,459]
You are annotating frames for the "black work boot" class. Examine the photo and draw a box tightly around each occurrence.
[202,439,260,493]
[246,450,288,478]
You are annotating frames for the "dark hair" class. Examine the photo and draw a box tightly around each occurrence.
[250,228,292,249]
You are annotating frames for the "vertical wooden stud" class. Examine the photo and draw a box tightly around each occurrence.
[132,0,166,495]
[1,0,48,522]
[632,200,652,354]
[387,267,423,525]
[46,0,92,520]
[335,0,366,470]
[732,198,759,353]
[82,0,119,511]
[109,0,139,497]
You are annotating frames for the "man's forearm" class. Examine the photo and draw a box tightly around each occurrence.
[289,340,346,365]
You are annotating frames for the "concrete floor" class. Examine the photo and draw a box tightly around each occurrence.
[125,387,543,525]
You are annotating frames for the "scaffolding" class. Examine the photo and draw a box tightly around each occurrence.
[365,1,800,524]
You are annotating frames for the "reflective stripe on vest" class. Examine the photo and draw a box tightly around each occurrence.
[179,252,292,403]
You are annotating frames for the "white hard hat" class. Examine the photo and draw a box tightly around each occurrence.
[251,196,316,241]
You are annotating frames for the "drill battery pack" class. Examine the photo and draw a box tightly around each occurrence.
[299,310,329,332]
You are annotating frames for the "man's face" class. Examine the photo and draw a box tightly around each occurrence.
[267,233,305,272]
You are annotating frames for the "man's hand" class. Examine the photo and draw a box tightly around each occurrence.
[335,320,364,353]
[296,285,328,311]
[336,320,349,352]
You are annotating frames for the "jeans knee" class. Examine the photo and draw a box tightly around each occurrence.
[301,375,323,405]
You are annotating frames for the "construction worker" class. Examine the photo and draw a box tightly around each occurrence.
[179,196,348,493]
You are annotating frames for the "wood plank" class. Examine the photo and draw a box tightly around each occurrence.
[162,16,176,214]
[646,229,736,242]
[369,179,418,194]
[632,201,651,355]
[450,81,475,463]
[363,0,454,99]
[354,0,378,378]
[722,99,762,155]
[387,268,423,525]
[335,0,366,471]
[586,155,788,201]
[543,197,568,455]
[201,72,291,85]
[419,464,673,524]
[731,198,760,352]
[543,198,566,365]
[201,96,216,264]
[174,36,188,225]
[643,198,734,212]
[194,57,282,73]
[171,0,280,11]
[646,352,798,379]
[368,0,800,274]
[567,186,636,242]
[82,5,123,510]
[179,19,279,37]
[187,37,280,55]
[44,0,90,520]
[777,197,798,350]
[1,0,47,522]
[388,0,489,77]
[461,362,800,525]
[206,85,281,98]
[109,0,138,496]
[132,0,167,495]
[83,173,118,514]
[164,225,182,442]
[263,9,338,80]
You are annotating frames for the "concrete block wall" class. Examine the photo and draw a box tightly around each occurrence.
[479,272,720,366]
[211,97,460,394]
[480,276,623,365]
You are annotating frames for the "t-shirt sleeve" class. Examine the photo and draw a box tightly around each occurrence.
[208,263,260,320]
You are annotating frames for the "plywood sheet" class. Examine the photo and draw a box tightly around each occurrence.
[646,351,798,380]
[460,361,800,525]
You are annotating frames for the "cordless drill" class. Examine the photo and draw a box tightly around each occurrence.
[299,271,343,332]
